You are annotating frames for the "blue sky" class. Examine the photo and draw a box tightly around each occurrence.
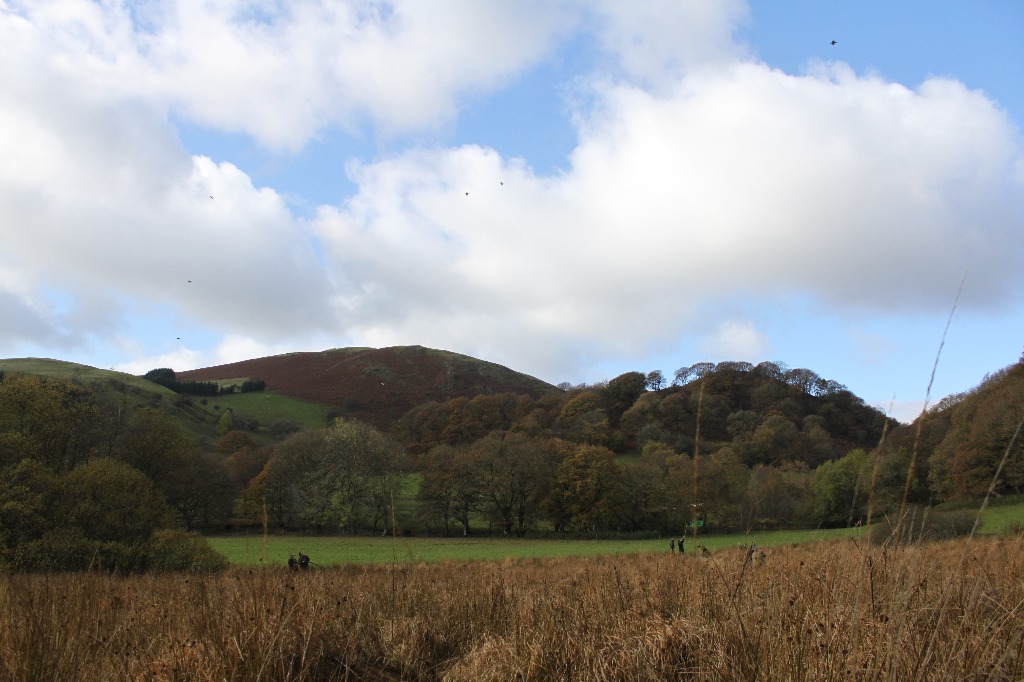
[2,1,1022,424]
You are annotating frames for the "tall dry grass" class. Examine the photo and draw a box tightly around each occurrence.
[2,536,1023,680]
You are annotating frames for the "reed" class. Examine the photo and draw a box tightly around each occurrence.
[2,537,1022,680]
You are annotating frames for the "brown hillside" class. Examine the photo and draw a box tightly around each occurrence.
[177,345,558,428]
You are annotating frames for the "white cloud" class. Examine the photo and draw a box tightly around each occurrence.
[591,0,750,86]
[700,320,770,360]
[313,60,1023,380]
[1,0,1021,396]
[3,0,575,150]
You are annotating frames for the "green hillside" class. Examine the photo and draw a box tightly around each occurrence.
[0,358,332,445]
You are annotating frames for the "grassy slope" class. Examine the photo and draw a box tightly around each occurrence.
[0,358,165,394]
[207,391,333,432]
[0,358,335,443]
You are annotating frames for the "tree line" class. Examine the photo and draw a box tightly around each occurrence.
[143,367,266,396]
[0,356,1020,571]
[0,374,227,571]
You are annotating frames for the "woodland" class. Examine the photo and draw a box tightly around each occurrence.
[0,351,1022,572]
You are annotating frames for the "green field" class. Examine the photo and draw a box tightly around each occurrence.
[207,526,868,567]
[209,498,1024,567]
[207,390,333,431]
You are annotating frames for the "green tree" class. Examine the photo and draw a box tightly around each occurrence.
[0,375,107,472]
[113,409,217,529]
[555,444,623,531]
[748,414,802,465]
[811,448,871,527]
[745,462,813,529]
[928,363,1024,500]
[59,458,174,544]
[556,391,609,445]
[303,419,405,534]
[0,458,58,561]
[619,393,661,447]
[244,449,299,529]
[603,372,647,418]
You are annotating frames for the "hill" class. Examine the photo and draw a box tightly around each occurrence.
[888,357,1024,502]
[177,345,559,428]
[0,357,219,440]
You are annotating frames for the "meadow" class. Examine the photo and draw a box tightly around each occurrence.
[206,527,865,567]
[210,390,334,432]
[2,535,1022,680]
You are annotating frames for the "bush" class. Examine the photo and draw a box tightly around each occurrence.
[146,530,228,572]
[869,507,977,545]
[6,528,96,572]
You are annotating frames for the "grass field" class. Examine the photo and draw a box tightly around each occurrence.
[209,498,1024,567]
[207,526,868,567]
[208,390,333,431]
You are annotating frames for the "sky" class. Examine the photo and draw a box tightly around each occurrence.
[1,0,1022,424]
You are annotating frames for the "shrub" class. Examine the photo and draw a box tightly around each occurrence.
[146,530,228,572]
[869,507,976,545]
[7,528,96,572]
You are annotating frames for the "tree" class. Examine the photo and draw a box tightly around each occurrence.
[618,459,667,531]
[215,430,257,456]
[645,370,665,392]
[784,368,821,395]
[554,444,623,531]
[811,448,871,527]
[620,393,660,446]
[59,458,174,544]
[556,391,609,445]
[748,414,802,465]
[113,409,209,528]
[244,449,299,529]
[726,410,760,442]
[672,366,694,386]
[745,462,813,529]
[303,419,406,534]
[927,363,1024,500]
[604,372,647,417]
[476,433,556,535]
[0,374,107,472]
[0,458,58,560]
[417,444,484,535]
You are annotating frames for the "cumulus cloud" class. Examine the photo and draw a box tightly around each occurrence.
[0,5,334,349]
[313,60,1023,380]
[701,320,770,360]
[3,0,574,150]
[1,0,1021,392]
[591,0,750,85]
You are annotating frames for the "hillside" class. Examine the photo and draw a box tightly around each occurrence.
[4,352,1018,538]
[0,357,219,440]
[177,345,559,427]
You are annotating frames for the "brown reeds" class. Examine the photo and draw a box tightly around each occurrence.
[2,537,1023,680]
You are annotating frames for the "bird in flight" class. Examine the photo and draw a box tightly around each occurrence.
[465,192,469,196]
[830,40,837,45]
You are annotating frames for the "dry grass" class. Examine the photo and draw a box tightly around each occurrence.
[2,536,1023,681]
